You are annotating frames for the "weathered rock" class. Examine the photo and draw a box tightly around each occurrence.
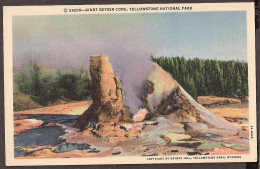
[143,64,200,123]
[53,143,91,153]
[73,122,145,143]
[184,122,208,137]
[143,64,239,131]
[74,55,131,130]
[75,57,239,132]
[143,64,179,113]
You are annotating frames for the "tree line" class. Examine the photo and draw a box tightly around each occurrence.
[15,59,92,106]
[15,56,248,107]
[152,56,248,99]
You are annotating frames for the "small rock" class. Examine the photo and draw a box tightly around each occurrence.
[187,151,201,155]
[111,151,121,155]
[143,153,159,156]
[89,148,100,153]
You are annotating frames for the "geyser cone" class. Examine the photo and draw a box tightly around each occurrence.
[74,55,131,130]
[143,63,239,131]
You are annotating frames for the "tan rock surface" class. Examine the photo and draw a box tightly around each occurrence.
[74,55,131,130]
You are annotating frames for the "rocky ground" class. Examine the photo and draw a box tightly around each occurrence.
[14,101,249,159]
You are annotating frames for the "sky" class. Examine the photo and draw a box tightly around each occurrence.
[13,11,247,71]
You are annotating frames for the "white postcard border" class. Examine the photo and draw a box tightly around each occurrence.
[3,2,257,166]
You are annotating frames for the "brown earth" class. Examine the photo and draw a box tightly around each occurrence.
[197,96,242,107]
[14,100,249,158]
[15,100,92,115]
[14,117,44,135]
[208,102,249,127]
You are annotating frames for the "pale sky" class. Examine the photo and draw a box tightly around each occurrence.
[13,11,247,70]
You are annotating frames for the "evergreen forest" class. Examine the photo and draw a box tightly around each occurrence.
[152,56,248,99]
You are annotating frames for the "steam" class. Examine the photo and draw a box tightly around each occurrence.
[87,43,156,115]
[13,14,160,114]
[108,50,155,115]
[13,30,157,115]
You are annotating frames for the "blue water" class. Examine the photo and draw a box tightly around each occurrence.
[14,126,66,157]
[14,114,79,157]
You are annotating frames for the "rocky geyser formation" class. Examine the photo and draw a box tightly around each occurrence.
[75,55,238,132]
[74,55,131,130]
[142,64,238,131]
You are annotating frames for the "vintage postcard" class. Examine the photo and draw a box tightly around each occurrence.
[3,3,257,166]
